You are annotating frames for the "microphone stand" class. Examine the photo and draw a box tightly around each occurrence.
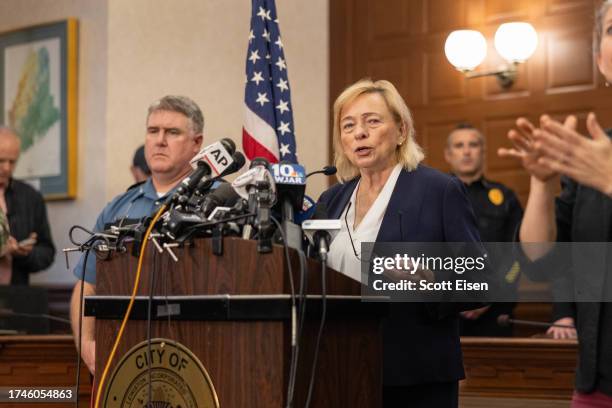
[497,314,575,329]
[251,179,274,253]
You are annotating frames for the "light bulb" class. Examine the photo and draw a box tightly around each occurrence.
[494,22,538,63]
[444,30,487,71]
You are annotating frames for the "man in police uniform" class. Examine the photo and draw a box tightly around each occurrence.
[69,95,204,374]
[445,123,523,336]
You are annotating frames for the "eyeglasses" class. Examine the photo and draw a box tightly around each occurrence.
[344,201,364,262]
[344,201,381,266]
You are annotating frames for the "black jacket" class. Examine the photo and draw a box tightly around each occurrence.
[316,165,484,386]
[5,179,55,285]
[520,172,612,394]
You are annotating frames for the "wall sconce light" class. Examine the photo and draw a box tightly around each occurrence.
[444,22,538,89]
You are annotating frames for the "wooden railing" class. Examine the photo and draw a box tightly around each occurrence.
[0,335,92,407]
[460,337,577,407]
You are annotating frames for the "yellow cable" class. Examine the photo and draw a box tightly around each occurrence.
[94,204,167,408]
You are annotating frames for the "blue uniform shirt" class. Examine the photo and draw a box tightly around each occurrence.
[73,178,175,284]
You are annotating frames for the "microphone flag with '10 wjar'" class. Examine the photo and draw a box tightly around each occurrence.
[271,162,306,250]
[271,162,306,220]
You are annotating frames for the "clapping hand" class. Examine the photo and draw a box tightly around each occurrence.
[498,116,577,181]
[533,113,612,197]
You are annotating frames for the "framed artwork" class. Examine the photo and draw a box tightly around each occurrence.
[0,19,78,200]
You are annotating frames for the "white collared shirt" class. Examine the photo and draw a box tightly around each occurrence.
[327,164,402,282]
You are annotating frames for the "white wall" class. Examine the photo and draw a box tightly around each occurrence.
[0,0,108,285]
[104,0,329,199]
[0,0,329,284]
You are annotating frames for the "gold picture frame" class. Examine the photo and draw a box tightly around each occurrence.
[0,19,78,200]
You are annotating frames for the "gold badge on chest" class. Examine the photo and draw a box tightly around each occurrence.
[488,188,504,206]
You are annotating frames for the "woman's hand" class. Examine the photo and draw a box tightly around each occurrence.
[534,113,612,197]
[498,116,578,182]
[546,317,577,340]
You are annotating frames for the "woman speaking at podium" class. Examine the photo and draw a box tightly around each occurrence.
[315,78,483,408]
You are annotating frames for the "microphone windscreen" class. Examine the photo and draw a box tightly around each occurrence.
[220,138,236,154]
[220,152,246,177]
[201,182,241,217]
[232,152,246,171]
[212,182,241,205]
[323,166,337,176]
[250,157,270,169]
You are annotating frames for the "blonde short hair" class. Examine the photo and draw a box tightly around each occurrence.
[332,78,424,182]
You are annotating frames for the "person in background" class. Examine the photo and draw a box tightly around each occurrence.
[499,1,612,404]
[444,123,522,337]
[130,144,151,183]
[0,126,55,285]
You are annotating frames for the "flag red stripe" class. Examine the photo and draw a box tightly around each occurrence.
[242,128,279,163]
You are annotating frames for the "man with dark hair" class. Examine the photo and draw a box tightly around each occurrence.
[0,126,55,285]
[130,145,151,183]
[70,95,204,374]
[445,123,523,336]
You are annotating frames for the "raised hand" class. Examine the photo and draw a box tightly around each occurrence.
[534,113,612,196]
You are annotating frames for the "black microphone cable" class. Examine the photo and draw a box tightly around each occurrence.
[269,216,299,408]
[290,248,310,406]
[304,258,327,408]
[94,205,166,408]
[286,236,309,408]
[74,248,90,408]
[67,224,105,408]
[146,239,160,407]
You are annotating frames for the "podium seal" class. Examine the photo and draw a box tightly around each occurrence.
[103,338,219,407]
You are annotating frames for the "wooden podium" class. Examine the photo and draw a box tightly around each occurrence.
[85,237,385,407]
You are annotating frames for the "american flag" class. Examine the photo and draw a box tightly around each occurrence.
[242,0,298,164]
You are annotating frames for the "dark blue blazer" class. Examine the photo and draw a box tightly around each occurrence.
[317,165,483,386]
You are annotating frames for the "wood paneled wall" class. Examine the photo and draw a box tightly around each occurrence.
[330,0,612,204]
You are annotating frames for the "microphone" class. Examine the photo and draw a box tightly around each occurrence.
[189,138,236,173]
[200,182,242,218]
[271,162,306,217]
[301,203,341,261]
[306,165,337,178]
[497,315,575,329]
[223,151,246,176]
[188,151,246,209]
[271,162,306,250]
[231,158,276,252]
[160,211,206,240]
[166,138,236,206]
[232,159,277,202]
[161,182,243,240]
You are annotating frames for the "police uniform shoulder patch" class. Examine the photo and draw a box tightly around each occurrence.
[488,188,504,206]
